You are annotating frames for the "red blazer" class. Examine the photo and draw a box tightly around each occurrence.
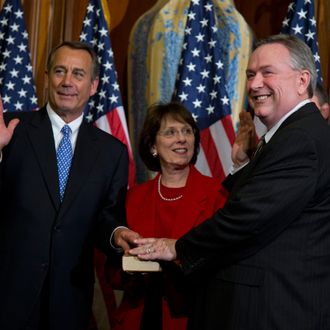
[113,166,227,330]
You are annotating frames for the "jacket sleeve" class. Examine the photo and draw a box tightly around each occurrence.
[176,127,318,274]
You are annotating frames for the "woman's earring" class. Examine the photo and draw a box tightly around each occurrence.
[152,151,158,157]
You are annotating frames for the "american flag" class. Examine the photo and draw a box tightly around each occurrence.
[173,0,235,180]
[80,0,135,329]
[281,0,323,83]
[0,0,38,112]
[80,0,135,187]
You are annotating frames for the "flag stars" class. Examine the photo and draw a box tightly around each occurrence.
[185,27,192,35]
[195,32,204,42]
[204,54,212,63]
[99,90,106,99]
[297,9,307,19]
[187,11,196,20]
[292,24,303,34]
[282,18,290,27]
[196,84,206,93]
[2,95,11,103]
[3,49,10,58]
[200,69,210,79]
[314,53,320,63]
[208,39,216,48]
[210,90,218,99]
[97,42,105,51]
[10,68,19,78]
[200,18,208,27]
[14,101,23,111]
[109,94,118,104]
[187,62,196,72]
[178,91,189,102]
[192,99,202,108]
[0,17,8,27]
[18,43,27,52]
[183,77,193,86]
[83,17,91,26]
[191,48,200,57]
[30,95,38,105]
[305,29,315,41]
[213,75,221,84]
[101,75,110,84]
[4,4,12,13]
[22,75,31,84]
[6,81,15,90]
[11,22,19,32]
[87,4,94,12]
[309,16,316,26]
[99,27,108,37]
[206,105,215,114]
[6,35,15,44]
[18,88,27,97]
[96,104,104,113]
[221,95,230,105]
[204,3,213,11]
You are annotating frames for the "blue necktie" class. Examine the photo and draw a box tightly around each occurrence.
[57,125,72,201]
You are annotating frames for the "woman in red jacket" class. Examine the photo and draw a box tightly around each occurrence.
[113,102,228,330]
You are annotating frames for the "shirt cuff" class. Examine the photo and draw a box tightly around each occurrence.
[110,226,128,252]
[229,160,250,175]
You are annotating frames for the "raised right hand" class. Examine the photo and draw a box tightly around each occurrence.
[0,97,20,150]
[231,110,256,166]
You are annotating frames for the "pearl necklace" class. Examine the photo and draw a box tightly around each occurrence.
[157,175,183,202]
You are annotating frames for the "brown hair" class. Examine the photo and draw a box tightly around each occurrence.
[139,102,200,171]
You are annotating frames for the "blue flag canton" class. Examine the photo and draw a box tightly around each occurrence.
[173,0,231,130]
[80,0,123,123]
[281,0,323,83]
[0,0,38,112]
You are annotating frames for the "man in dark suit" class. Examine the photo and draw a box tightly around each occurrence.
[130,34,330,329]
[0,41,139,330]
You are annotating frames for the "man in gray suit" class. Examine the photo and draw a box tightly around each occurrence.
[130,34,330,329]
[0,41,138,330]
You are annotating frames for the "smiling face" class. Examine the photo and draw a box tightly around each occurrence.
[152,116,195,172]
[45,46,99,122]
[246,43,310,129]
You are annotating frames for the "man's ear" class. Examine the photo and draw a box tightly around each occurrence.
[320,103,330,120]
[90,77,99,97]
[297,70,310,96]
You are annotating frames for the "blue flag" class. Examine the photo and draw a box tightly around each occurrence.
[281,0,323,83]
[172,0,235,179]
[0,0,38,112]
[173,0,232,130]
[80,0,135,186]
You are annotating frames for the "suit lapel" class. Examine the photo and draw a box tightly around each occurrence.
[26,107,60,209]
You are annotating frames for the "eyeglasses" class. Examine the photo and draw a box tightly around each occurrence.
[158,127,195,138]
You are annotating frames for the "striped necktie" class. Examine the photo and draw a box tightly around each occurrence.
[56,125,72,201]
[253,135,266,158]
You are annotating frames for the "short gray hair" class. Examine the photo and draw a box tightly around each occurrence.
[46,41,100,81]
[254,34,317,98]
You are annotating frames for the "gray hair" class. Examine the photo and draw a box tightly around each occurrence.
[46,41,100,81]
[254,34,317,98]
